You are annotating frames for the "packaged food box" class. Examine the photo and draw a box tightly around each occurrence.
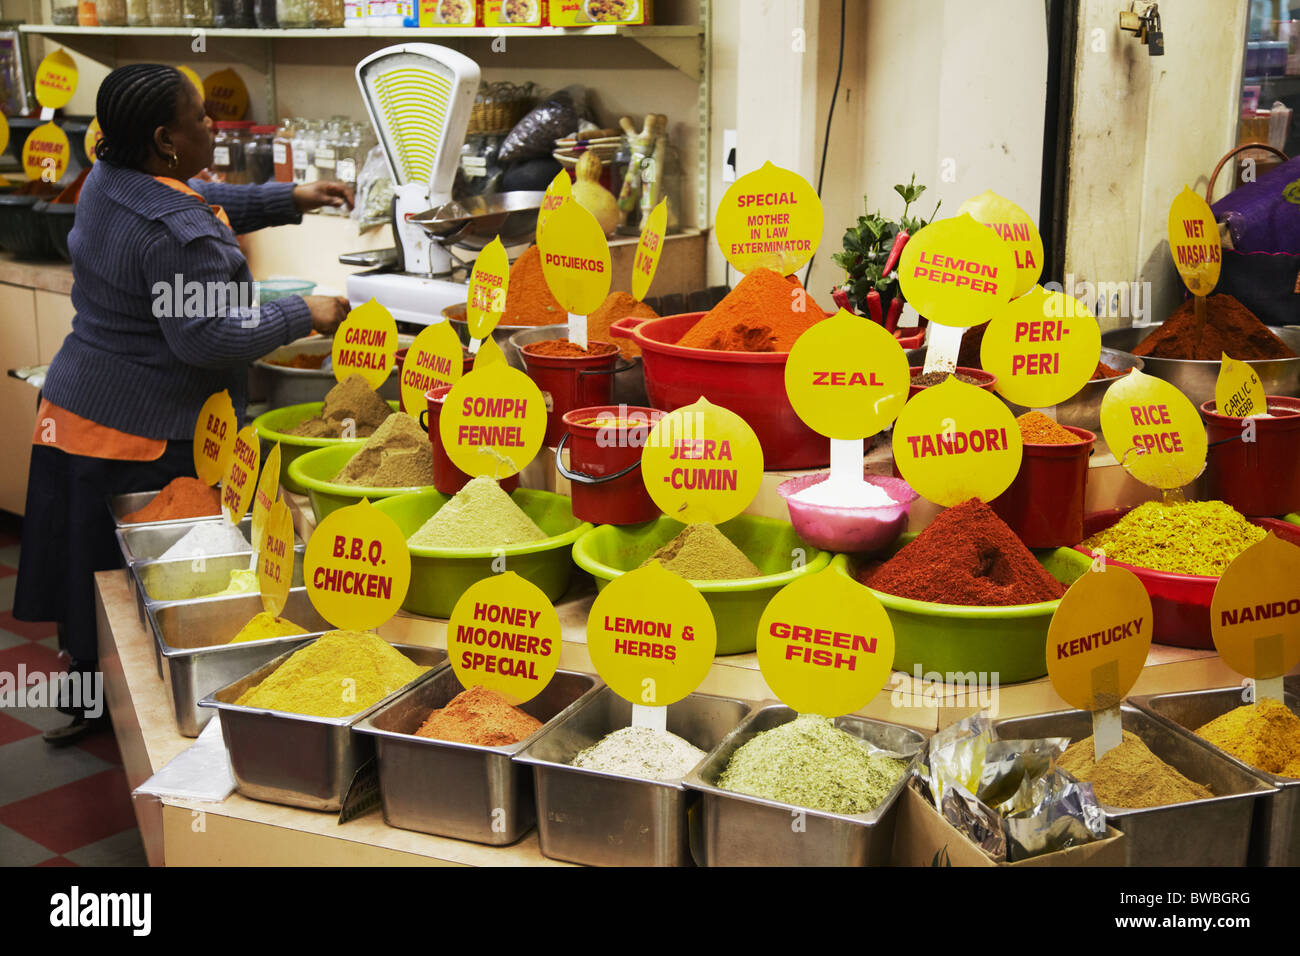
[418,0,482,26]
[484,0,541,25]
[546,0,653,26]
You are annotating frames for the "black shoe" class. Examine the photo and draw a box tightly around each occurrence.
[42,715,107,747]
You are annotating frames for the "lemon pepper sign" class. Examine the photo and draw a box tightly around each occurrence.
[897,213,1017,328]
[714,161,822,276]
[305,500,411,631]
[333,299,399,391]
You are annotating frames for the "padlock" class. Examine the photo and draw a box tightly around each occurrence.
[1145,11,1164,55]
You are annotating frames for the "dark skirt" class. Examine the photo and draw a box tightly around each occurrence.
[14,440,197,662]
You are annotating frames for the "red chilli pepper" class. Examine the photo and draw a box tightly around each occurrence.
[882,230,910,276]
[885,296,904,333]
[865,289,883,324]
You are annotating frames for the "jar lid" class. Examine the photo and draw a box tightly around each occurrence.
[213,121,242,129]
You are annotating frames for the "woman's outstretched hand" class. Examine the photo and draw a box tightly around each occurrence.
[304,295,350,335]
[294,180,355,213]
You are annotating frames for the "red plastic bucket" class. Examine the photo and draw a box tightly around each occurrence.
[907,366,998,400]
[1200,396,1300,517]
[557,405,664,525]
[991,426,1095,547]
[421,386,519,496]
[612,312,828,469]
[519,341,623,447]
[395,346,474,414]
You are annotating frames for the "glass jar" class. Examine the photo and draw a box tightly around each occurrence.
[210,122,250,183]
[96,0,127,24]
[77,1,99,25]
[213,0,254,25]
[246,125,276,184]
[291,119,319,184]
[321,121,361,215]
[272,118,295,182]
[313,118,339,182]
[183,0,213,26]
[275,0,311,27]
[254,0,277,25]
[52,0,80,24]
[126,0,150,23]
[148,0,183,25]
[311,0,343,26]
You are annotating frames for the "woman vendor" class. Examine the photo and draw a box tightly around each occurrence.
[13,64,353,744]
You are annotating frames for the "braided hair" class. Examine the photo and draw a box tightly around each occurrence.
[94,64,189,169]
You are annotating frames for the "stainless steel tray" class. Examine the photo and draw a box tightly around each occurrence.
[116,514,256,564]
[354,668,602,845]
[684,704,925,867]
[129,546,306,628]
[1131,687,1300,866]
[516,688,752,867]
[199,640,448,812]
[110,489,225,530]
[150,590,333,737]
[995,704,1274,866]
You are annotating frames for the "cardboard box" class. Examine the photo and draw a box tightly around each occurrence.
[484,0,542,25]
[418,0,483,26]
[891,783,1127,867]
[546,0,653,26]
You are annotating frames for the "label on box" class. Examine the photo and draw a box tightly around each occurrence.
[537,200,612,316]
[1215,354,1265,419]
[1099,370,1206,489]
[897,213,1017,328]
[547,0,652,25]
[640,397,763,524]
[439,361,546,478]
[400,321,464,415]
[484,0,541,24]
[22,122,69,184]
[1168,186,1221,295]
[756,568,894,717]
[332,298,399,390]
[204,68,249,122]
[466,236,509,340]
[305,500,412,631]
[448,573,561,704]
[714,161,822,276]
[250,442,282,553]
[1047,565,1152,712]
[419,0,480,25]
[979,286,1101,408]
[536,171,571,240]
[587,562,716,707]
[891,377,1022,505]
[221,425,261,524]
[956,190,1043,299]
[631,199,667,303]
[258,499,295,618]
[34,49,78,111]
[1210,533,1300,681]
[193,390,237,486]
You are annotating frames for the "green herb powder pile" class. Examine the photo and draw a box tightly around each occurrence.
[641,523,761,581]
[570,726,706,781]
[408,476,546,549]
[718,714,908,815]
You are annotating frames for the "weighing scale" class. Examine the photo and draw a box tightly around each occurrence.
[342,44,544,326]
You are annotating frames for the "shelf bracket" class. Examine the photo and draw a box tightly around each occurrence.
[631,35,702,79]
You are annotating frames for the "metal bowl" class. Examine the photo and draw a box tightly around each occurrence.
[443,303,534,367]
[1101,324,1300,409]
[406,191,544,250]
[252,333,413,407]
[509,324,649,407]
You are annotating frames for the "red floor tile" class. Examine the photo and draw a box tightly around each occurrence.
[0,641,65,676]
[34,856,78,867]
[0,710,41,746]
[0,612,57,642]
[74,726,122,766]
[0,768,138,855]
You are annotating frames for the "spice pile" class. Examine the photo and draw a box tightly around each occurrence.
[1016,411,1085,445]
[1058,731,1212,808]
[1132,294,1294,361]
[522,340,619,359]
[588,291,657,358]
[408,476,545,548]
[1081,500,1266,576]
[331,413,432,487]
[1196,699,1300,778]
[289,374,393,439]
[718,714,908,815]
[675,268,829,352]
[158,521,251,561]
[570,726,706,781]
[268,352,329,370]
[641,523,761,581]
[789,477,897,509]
[501,245,566,327]
[211,568,259,597]
[415,685,542,746]
[1092,360,1124,380]
[911,370,982,388]
[235,630,427,718]
[229,611,310,644]
[859,498,1065,606]
[122,477,221,523]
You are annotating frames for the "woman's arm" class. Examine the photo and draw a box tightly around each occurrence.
[188,179,302,234]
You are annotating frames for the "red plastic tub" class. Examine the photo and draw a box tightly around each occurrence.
[1200,396,1300,517]
[421,386,519,496]
[1073,509,1300,648]
[395,346,474,414]
[907,366,998,400]
[991,426,1095,548]
[556,405,664,525]
[519,341,623,447]
[611,312,828,469]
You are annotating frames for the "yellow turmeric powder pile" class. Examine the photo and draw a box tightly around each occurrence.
[1195,699,1300,778]
[1058,730,1213,808]
[235,630,427,718]
[228,611,310,645]
[1080,500,1265,576]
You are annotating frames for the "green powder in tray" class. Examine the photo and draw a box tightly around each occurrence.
[408,476,546,549]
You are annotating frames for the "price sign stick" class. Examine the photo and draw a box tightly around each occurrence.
[1090,658,1123,761]
[631,704,667,731]
[827,437,867,495]
[567,311,588,350]
[921,321,963,375]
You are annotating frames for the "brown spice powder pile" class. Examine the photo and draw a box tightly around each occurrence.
[288,374,393,439]
[330,412,432,487]
[121,477,221,523]
[415,686,543,746]
[1132,294,1294,361]
[1058,730,1212,808]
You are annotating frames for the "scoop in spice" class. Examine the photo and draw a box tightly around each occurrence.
[408,476,546,549]
[1057,730,1212,808]
[415,685,542,747]
[641,523,761,581]
[330,412,433,487]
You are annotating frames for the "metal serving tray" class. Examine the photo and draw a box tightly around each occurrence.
[995,704,1274,866]
[684,704,925,867]
[150,590,332,737]
[129,547,306,628]
[110,490,225,530]
[516,688,752,867]
[199,641,448,812]
[354,669,602,845]
[1131,687,1300,866]
[116,514,255,564]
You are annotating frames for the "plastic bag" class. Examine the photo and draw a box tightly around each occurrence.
[497,85,586,165]
[353,144,395,232]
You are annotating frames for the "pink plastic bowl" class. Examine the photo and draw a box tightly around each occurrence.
[777,473,918,554]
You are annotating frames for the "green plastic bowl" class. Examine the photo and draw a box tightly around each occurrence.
[1286,513,1300,527]
[288,442,432,523]
[830,538,1092,684]
[572,514,831,656]
[373,488,591,619]
[252,401,398,495]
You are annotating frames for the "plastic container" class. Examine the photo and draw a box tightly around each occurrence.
[777,472,917,555]
[1074,510,1300,649]
[519,341,623,447]
[257,277,315,302]
[287,442,432,523]
[572,515,831,656]
[373,489,591,619]
[556,405,664,525]
[419,386,519,497]
[250,401,391,495]
[907,366,998,400]
[1200,397,1300,517]
[990,425,1095,548]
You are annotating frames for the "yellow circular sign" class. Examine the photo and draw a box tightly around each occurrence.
[979,285,1101,408]
[258,498,295,619]
[250,442,281,554]
[891,378,1023,506]
[400,322,463,415]
[22,122,70,185]
[448,572,562,705]
[333,298,399,390]
[474,335,508,369]
[957,189,1044,299]
[632,199,668,303]
[640,398,764,524]
[536,170,571,240]
[587,562,717,707]
[756,567,895,717]
[1215,354,1266,419]
[537,199,612,316]
[714,161,823,276]
[221,424,261,524]
[439,362,547,478]
[1099,370,1207,489]
[897,213,1017,328]
[193,389,237,486]
[1210,533,1300,680]
[177,66,205,101]
[203,67,250,122]
[34,49,78,110]
[466,236,510,339]
[83,116,100,165]
[1047,565,1152,712]
[784,308,911,439]
[0,113,10,157]
[305,500,412,631]
[1168,185,1221,296]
